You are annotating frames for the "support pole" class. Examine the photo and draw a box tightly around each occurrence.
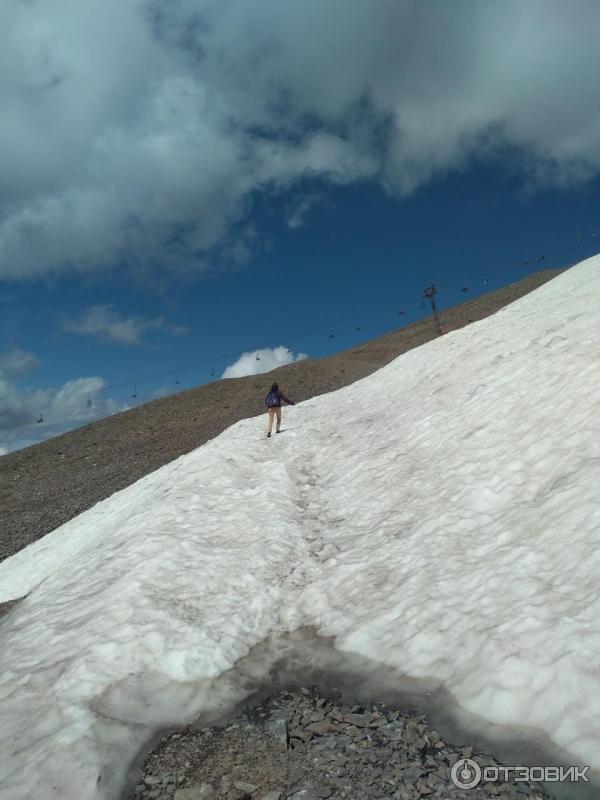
[423,285,443,336]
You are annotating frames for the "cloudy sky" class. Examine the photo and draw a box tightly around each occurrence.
[2,0,600,452]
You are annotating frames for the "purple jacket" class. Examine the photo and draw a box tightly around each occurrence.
[265,389,293,407]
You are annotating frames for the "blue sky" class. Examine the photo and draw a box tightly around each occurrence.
[2,0,600,452]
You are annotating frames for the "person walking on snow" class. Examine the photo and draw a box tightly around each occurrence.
[265,382,294,437]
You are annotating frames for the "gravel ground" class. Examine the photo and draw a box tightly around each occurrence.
[126,687,552,800]
[0,268,562,566]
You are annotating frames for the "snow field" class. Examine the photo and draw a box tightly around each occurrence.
[1,255,600,799]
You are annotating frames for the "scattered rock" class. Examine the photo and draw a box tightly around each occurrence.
[304,720,335,736]
[265,717,289,747]
[340,712,376,727]
[233,781,257,797]
[174,784,216,800]
[129,687,554,800]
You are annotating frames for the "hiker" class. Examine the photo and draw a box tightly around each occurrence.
[265,382,294,437]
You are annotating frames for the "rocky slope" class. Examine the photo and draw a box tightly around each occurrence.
[0,269,562,564]
[127,686,550,800]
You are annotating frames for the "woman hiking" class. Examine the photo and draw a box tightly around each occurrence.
[265,382,294,437]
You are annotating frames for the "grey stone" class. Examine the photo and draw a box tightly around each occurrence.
[289,727,311,742]
[266,717,289,747]
[259,793,282,800]
[233,780,258,796]
[304,720,335,736]
[415,779,433,795]
[323,734,351,749]
[405,766,427,780]
[174,784,216,800]
[369,716,389,728]
[482,783,500,796]
[341,712,376,727]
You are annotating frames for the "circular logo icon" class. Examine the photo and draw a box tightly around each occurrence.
[451,758,482,789]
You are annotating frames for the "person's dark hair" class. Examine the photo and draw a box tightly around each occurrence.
[270,382,279,393]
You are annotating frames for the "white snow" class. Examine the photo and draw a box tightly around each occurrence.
[2,255,600,799]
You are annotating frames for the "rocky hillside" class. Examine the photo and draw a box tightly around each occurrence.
[0,269,562,563]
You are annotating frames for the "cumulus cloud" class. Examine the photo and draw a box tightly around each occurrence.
[222,346,308,379]
[3,1,600,280]
[0,348,41,378]
[59,305,188,346]
[0,347,125,453]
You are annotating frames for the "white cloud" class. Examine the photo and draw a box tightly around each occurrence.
[0,348,126,453]
[286,193,326,230]
[222,346,308,379]
[0,348,41,378]
[59,305,188,346]
[3,1,600,280]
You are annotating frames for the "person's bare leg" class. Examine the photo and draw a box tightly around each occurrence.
[275,406,282,432]
[267,407,275,435]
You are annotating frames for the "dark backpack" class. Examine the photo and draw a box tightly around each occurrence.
[265,390,280,407]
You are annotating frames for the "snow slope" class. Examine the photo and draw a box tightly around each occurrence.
[1,256,600,799]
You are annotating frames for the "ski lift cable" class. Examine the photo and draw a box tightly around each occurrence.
[6,232,583,418]
[83,241,574,401]
[141,228,584,388]
[85,299,397,399]
[1,233,590,423]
